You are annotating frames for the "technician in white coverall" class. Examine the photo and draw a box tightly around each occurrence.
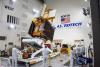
[70,47,75,67]
[31,45,53,67]
[12,46,19,67]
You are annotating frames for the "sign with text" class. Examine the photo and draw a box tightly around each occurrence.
[54,22,82,29]
[77,56,92,65]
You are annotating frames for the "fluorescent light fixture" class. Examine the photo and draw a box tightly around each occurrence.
[85,0,87,2]
[12,0,16,2]
[87,23,90,27]
[9,24,15,29]
[32,9,39,13]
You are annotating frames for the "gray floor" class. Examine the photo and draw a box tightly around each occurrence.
[1,55,80,67]
[30,55,69,67]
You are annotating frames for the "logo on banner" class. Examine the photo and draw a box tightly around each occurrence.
[61,14,70,23]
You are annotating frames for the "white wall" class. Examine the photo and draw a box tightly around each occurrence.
[46,0,93,47]
[0,0,43,50]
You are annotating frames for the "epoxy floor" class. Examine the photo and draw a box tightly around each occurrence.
[1,55,79,67]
